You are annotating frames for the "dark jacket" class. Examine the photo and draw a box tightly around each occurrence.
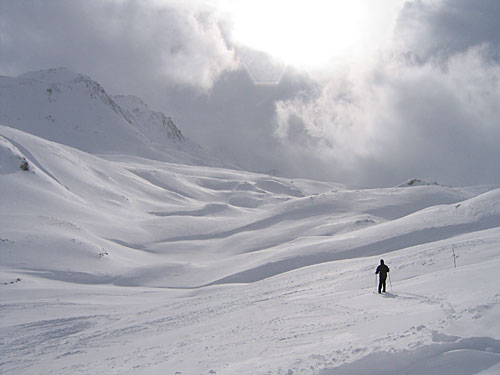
[376,264,390,278]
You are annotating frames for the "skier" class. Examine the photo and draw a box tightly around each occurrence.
[375,259,390,293]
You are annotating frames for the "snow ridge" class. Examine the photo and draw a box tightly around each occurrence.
[114,95,185,143]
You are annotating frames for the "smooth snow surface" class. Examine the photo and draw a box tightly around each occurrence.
[1,69,500,375]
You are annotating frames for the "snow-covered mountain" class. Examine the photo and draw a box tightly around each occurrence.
[0,68,221,166]
[1,69,500,375]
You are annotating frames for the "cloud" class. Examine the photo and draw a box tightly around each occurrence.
[273,0,500,187]
[0,0,236,90]
[156,66,315,175]
[396,0,500,61]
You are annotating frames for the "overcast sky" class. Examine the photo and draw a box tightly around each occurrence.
[1,0,500,187]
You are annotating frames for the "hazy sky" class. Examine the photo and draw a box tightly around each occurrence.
[1,0,500,187]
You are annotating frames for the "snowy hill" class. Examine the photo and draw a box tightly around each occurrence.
[2,124,500,374]
[1,71,500,374]
[0,68,220,166]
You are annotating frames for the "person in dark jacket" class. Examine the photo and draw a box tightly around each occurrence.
[375,259,390,293]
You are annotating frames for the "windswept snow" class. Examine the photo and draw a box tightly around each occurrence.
[1,69,500,375]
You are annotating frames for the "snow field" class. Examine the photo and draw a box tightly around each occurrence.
[1,71,500,374]
[2,232,500,374]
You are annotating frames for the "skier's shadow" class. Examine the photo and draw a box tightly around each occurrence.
[381,292,397,298]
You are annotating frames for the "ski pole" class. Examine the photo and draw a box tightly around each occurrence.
[389,273,393,291]
[375,274,377,292]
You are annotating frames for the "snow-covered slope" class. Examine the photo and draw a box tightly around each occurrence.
[1,123,500,374]
[2,124,495,287]
[113,94,186,143]
[0,68,220,166]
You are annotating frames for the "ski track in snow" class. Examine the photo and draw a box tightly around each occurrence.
[2,248,500,374]
[1,69,500,374]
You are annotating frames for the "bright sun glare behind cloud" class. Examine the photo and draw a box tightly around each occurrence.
[216,0,390,70]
